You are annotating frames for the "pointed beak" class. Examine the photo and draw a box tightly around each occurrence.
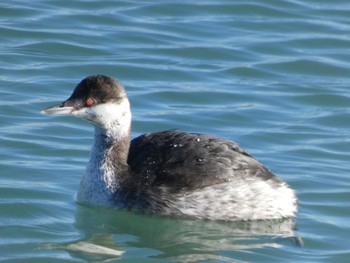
[41,100,78,115]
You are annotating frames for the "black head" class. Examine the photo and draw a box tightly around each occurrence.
[42,75,132,140]
[42,75,127,115]
[68,75,126,106]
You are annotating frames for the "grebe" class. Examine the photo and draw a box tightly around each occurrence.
[42,75,297,221]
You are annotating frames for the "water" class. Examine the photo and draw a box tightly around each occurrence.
[1,0,350,262]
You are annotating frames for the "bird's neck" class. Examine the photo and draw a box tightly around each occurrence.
[93,126,131,169]
[76,124,131,206]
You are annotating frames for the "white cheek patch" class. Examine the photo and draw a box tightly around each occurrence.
[72,99,131,140]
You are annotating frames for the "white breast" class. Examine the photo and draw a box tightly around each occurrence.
[76,130,120,207]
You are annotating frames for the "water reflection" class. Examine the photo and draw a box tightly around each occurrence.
[66,205,301,261]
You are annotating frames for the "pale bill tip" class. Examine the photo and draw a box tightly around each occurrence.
[41,105,74,115]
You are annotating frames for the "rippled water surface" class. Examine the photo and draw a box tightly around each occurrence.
[1,0,350,262]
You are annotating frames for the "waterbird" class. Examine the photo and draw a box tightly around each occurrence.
[42,75,297,221]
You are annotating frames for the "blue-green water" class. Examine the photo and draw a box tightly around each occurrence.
[1,0,350,262]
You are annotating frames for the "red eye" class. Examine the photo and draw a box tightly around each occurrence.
[86,97,95,107]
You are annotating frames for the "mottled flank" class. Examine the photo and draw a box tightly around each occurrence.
[43,75,298,221]
[125,131,297,220]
